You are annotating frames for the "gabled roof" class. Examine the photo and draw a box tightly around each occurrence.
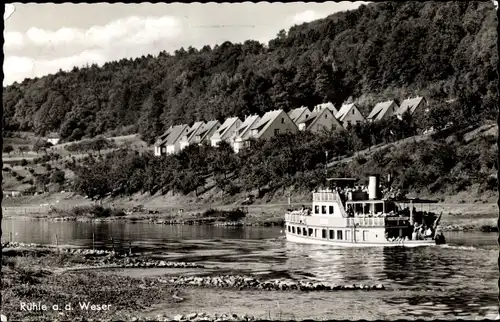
[367,100,398,121]
[183,121,205,143]
[234,115,261,141]
[398,97,425,115]
[212,117,240,140]
[301,110,321,129]
[156,127,173,145]
[335,103,357,121]
[300,107,339,130]
[314,102,338,115]
[288,106,310,123]
[162,124,190,146]
[196,120,220,142]
[250,109,284,138]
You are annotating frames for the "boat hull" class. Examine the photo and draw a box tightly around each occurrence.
[285,231,437,247]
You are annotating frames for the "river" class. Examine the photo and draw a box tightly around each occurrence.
[1,218,498,319]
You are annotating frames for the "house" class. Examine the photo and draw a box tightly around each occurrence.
[396,96,426,117]
[335,103,365,129]
[314,102,338,115]
[288,106,311,125]
[47,133,60,145]
[193,120,221,146]
[298,105,342,133]
[232,115,261,153]
[210,117,242,147]
[179,121,206,150]
[367,100,399,122]
[154,127,174,156]
[155,124,190,155]
[249,109,298,140]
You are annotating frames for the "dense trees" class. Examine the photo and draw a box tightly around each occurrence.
[2,1,497,144]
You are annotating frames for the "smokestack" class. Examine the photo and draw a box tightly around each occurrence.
[368,175,379,200]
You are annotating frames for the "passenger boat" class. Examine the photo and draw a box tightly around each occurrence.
[284,176,446,247]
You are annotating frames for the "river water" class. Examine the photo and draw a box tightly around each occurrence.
[1,218,498,319]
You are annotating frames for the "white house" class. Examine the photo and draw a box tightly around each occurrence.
[249,109,298,140]
[232,115,261,153]
[194,120,221,146]
[155,124,190,155]
[288,106,311,125]
[210,117,242,147]
[367,100,399,122]
[335,103,365,129]
[154,126,173,156]
[396,96,426,117]
[179,121,206,150]
[47,133,60,145]
[314,102,338,115]
[298,105,342,133]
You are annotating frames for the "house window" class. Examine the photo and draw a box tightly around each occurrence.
[325,114,328,119]
[321,205,327,214]
[356,120,361,125]
[322,229,327,239]
[315,206,320,214]
[347,121,352,127]
[329,206,334,214]
[329,229,335,239]
[337,230,343,240]
[352,109,355,115]
[274,129,280,135]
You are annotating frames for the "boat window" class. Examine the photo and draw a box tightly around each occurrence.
[345,230,350,241]
[308,228,313,236]
[315,229,318,238]
[302,228,307,235]
[337,230,343,240]
[322,229,327,239]
[363,230,369,241]
[322,205,327,214]
[329,229,334,239]
[292,226,296,234]
[287,225,291,232]
[329,206,334,214]
[315,206,320,214]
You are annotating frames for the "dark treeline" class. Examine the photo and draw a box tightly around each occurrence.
[70,116,498,201]
[3,1,497,143]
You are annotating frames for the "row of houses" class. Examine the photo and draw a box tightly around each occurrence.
[154,96,426,156]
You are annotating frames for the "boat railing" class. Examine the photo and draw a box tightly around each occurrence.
[346,217,385,227]
[285,213,308,223]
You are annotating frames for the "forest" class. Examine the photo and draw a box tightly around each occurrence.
[2,1,497,144]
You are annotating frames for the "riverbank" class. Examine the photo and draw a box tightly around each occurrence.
[3,205,497,233]
[2,242,393,321]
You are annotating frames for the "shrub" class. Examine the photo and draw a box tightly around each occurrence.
[20,159,28,166]
[3,167,11,172]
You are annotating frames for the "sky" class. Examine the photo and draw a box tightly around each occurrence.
[3,2,367,86]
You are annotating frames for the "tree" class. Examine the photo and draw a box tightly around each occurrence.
[18,145,29,156]
[3,145,14,156]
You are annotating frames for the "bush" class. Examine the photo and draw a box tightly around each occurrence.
[3,167,11,172]
[20,159,28,166]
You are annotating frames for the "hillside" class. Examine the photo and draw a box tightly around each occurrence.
[2,1,497,144]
